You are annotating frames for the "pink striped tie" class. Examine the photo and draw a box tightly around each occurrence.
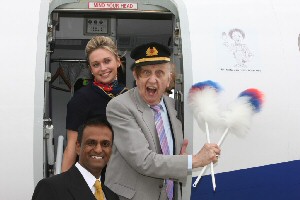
[151,104,174,200]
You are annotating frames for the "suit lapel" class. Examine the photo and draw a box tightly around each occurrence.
[132,88,161,153]
[132,87,148,113]
[67,166,96,200]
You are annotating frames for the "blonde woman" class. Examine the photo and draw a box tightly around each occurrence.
[62,36,127,177]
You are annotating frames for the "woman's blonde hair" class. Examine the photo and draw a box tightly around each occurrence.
[85,36,119,64]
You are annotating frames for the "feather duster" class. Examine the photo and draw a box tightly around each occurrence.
[188,80,222,191]
[221,88,264,137]
[188,80,223,130]
[193,88,264,189]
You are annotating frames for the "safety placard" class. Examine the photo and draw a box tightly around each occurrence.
[88,2,138,10]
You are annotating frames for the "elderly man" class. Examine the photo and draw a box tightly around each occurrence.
[32,117,119,200]
[105,42,221,200]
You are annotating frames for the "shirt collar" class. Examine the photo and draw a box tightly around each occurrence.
[149,98,166,112]
[75,162,98,191]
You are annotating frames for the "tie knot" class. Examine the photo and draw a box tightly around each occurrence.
[94,180,102,192]
[151,104,162,112]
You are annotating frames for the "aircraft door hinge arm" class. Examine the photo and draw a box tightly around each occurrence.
[45,72,52,82]
[174,21,181,46]
[175,73,183,84]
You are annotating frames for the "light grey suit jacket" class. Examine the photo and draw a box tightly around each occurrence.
[105,88,188,200]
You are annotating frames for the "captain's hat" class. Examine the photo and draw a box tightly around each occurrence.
[130,42,171,69]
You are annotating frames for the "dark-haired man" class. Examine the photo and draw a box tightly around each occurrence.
[32,117,119,200]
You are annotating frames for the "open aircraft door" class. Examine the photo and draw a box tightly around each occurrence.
[43,0,190,198]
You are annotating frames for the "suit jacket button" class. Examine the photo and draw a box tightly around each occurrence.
[159,184,163,188]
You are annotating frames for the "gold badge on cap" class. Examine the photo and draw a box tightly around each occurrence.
[146,47,158,57]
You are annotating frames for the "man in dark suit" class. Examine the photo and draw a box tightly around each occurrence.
[32,117,119,200]
[105,42,221,200]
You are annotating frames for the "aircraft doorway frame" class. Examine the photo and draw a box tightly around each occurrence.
[44,0,188,195]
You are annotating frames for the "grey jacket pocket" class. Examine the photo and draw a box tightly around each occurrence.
[111,183,136,199]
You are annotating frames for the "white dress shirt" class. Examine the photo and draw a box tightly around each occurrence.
[75,162,107,199]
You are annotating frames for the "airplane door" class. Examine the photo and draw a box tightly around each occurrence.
[45,0,185,174]
[42,0,192,198]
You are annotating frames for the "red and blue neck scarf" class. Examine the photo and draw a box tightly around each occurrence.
[93,79,127,98]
